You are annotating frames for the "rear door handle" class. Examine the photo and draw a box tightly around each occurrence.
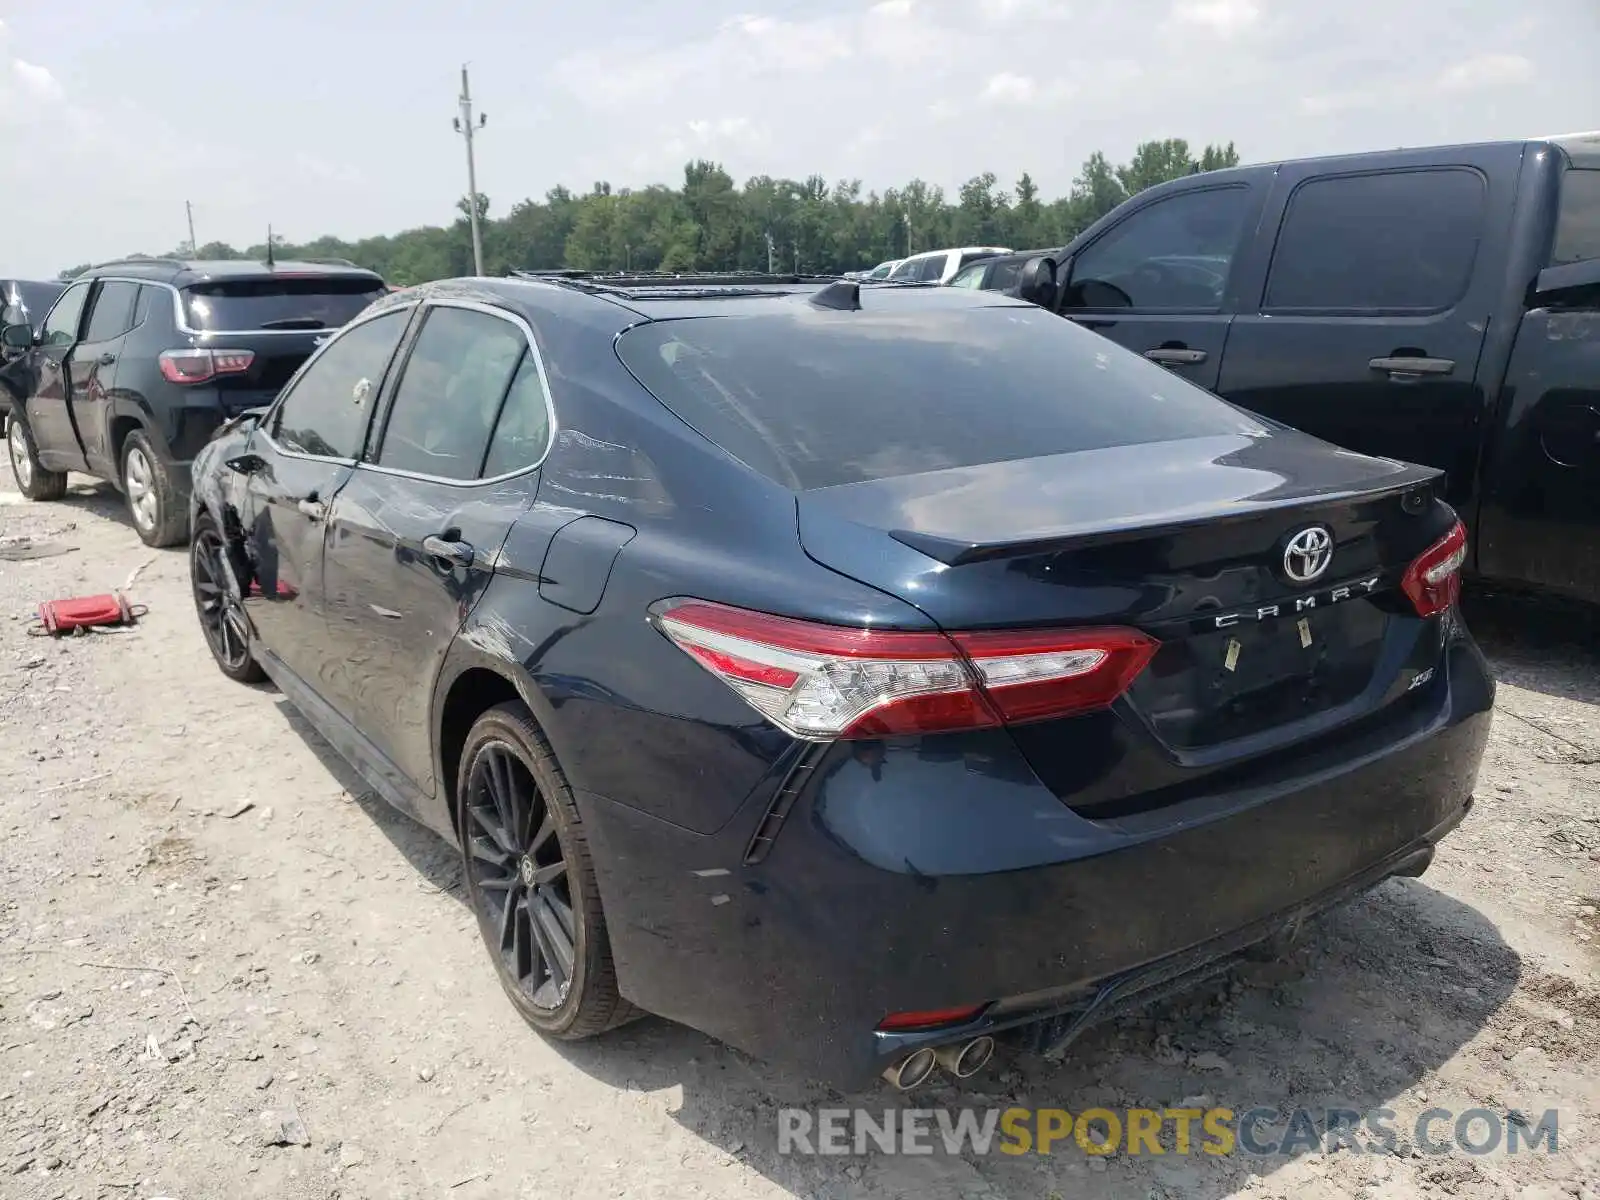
[97,352,116,366]
[297,498,327,521]
[422,534,475,568]
[1369,356,1455,377]
[1144,347,1208,365]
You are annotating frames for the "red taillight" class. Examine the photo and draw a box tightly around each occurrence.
[1401,520,1467,617]
[877,1004,986,1032]
[158,348,255,385]
[650,599,1158,740]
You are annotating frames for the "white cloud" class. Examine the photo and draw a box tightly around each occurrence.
[979,0,1071,21]
[686,116,771,149]
[981,72,1074,106]
[1302,50,1537,116]
[1165,0,1261,35]
[11,59,62,101]
[1435,53,1534,92]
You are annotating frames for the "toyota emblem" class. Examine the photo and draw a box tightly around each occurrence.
[1282,526,1334,584]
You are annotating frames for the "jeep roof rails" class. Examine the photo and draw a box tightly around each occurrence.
[297,256,363,268]
[87,256,187,272]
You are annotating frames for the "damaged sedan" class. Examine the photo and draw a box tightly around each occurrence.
[187,273,1494,1089]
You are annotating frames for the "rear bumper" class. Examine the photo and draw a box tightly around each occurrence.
[580,627,1494,1088]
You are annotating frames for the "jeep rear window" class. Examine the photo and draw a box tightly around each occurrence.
[615,306,1264,491]
[181,277,386,332]
[1553,168,1600,266]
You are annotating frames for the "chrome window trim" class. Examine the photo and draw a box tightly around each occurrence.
[355,297,559,488]
[254,303,419,466]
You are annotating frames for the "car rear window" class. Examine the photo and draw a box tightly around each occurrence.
[181,276,386,332]
[615,306,1263,490]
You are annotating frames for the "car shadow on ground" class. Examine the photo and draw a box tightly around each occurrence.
[268,697,1522,1199]
[1464,584,1600,707]
[55,476,138,534]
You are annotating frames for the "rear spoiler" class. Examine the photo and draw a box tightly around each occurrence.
[890,468,1445,566]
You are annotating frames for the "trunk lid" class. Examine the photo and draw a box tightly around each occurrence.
[796,431,1451,800]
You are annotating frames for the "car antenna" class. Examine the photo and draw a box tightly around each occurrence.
[808,279,860,311]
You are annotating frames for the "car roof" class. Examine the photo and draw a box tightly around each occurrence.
[396,274,1036,326]
[76,257,384,286]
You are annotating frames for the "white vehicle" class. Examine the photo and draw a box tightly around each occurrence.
[860,259,902,281]
[886,246,1011,285]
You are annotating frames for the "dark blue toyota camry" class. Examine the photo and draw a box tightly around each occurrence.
[188,273,1493,1090]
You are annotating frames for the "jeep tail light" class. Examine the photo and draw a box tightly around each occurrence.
[650,599,1158,740]
[1401,519,1467,618]
[158,348,255,384]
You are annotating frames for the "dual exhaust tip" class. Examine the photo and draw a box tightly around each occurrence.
[881,1035,995,1090]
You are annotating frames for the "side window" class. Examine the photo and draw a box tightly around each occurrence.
[949,263,987,289]
[1069,187,1250,310]
[919,254,948,283]
[1552,168,1600,266]
[83,282,139,342]
[986,259,1024,292]
[272,311,408,459]
[376,306,527,480]
[481,350,553,477]
[41,283,90,346]
[1264,169,1485,311]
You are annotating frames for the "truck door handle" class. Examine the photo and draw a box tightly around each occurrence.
[97,352,116,366]
[1144,347,1208,365]
[1369,355,1455,377]
[422,534,475,568]
[296,498,327,521]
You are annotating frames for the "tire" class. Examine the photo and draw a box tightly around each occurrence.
[189,513,266,684]
[5,411,68,501]
[122,430,187,547]
[457,701,638,1039]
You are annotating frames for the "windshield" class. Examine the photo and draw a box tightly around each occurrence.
[182,276,386,331]
[616,306,1263,491]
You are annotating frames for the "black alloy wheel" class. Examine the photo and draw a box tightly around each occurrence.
[466,740,576,1009]
[457,702,635,1037]
[190,517,264,683]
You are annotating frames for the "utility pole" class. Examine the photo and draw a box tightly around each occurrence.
[764,230,775,273]
[185,201,197,255]
[904,211,913,256]
[452,65,488,276]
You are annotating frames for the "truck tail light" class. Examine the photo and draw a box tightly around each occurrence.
[650,599,1158,741]
[1401,520,1467,618]
[158,348,255,384]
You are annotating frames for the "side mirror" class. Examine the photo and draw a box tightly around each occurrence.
[225,452,267,476]
[1016,256,1059,309]
[1,323,34,352]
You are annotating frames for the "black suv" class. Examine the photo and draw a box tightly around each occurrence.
[1,258,386,545]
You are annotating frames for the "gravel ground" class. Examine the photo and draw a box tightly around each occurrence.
[2,477,1598,1200]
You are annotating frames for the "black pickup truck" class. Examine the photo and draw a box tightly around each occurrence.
[1010,133,1600,606]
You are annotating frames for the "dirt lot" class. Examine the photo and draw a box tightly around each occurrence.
[1,477,1598,1200]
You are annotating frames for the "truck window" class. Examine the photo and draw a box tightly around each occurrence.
[1263,168,1485,312]
[1552,168,1600,265]
[1068,186,1249,310]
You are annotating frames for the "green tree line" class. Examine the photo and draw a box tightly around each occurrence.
[62,138,1239,284]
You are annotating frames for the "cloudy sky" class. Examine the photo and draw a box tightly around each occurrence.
[1,0,1595,276]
